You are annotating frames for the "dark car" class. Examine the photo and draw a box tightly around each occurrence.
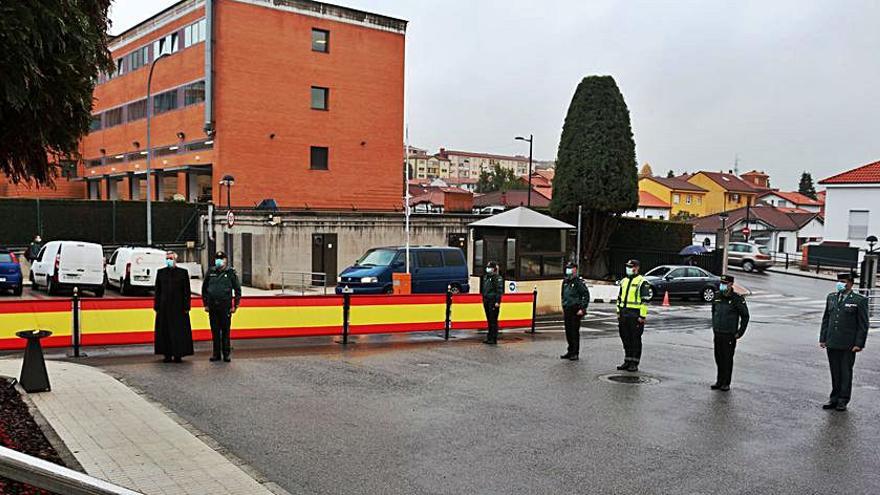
[336,246,470,295]
[0,248,24,296]
[642,265,721,303]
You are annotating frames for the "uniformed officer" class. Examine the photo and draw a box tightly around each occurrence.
[711,274,749,391]
[202,251,242,362]
[481,261,504,345]
[819,273,869,411]
[616,259,650,371]
[560,261,590,361]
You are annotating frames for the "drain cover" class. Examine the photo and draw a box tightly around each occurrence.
[600,373,659,385]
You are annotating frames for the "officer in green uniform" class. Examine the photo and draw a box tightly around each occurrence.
[616,259,650,371]
[819,273,869,411]
[560,261,590,361]
[202,251,242,362]
[481,261,504,345]
[711,274,749,391]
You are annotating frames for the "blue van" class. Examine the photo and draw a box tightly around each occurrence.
[336,246,470,295]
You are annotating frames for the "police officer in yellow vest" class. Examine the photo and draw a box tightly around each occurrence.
[819,272,869,411]
[616,259,650,372]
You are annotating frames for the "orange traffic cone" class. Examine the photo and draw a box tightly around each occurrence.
[662,290,670,307]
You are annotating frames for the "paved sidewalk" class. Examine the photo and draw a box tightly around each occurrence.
[0,359,279,495]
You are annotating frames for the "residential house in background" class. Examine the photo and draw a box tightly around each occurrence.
[638,176,708,218]
[519,170,554,200]
[624,191,672,220]
[439,149,530,179]
[474,189,551,212]
[758,190,823,213]
[686,171,759,215]
[819,160,880,251]
[739,170,772,191]
[409,187,473,214]
[689,205,823,254]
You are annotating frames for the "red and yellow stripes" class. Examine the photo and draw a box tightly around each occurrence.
[0,293,535,350]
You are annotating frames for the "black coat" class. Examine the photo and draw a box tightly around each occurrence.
[820,291,869,350]
[154,266,194,357]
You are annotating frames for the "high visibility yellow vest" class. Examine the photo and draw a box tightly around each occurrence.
[617,274,648,317]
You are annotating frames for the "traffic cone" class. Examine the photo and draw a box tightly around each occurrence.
[662,290,670,307]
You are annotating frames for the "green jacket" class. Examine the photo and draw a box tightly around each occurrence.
[561,276,590,310]
[711,290,749,335]
[820,291,869,350]
[202,266,242,308]
[481,273,504,304]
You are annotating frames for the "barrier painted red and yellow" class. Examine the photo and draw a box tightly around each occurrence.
[0,292,535,351]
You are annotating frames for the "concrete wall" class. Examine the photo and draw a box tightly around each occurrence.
[210,211,477,289]
[823,185,880,250]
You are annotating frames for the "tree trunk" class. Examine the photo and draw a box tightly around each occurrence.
[579,209,617,276]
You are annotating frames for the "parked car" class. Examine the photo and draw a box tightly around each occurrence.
[106,247,167,295]
[336,246,470,295]
[642,265,721,303]
[0,248,24,296]
[727,242,774,272]
[30,241,105,296]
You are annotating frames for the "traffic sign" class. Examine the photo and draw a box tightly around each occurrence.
[742,227,751,236]
[226,210,235,228]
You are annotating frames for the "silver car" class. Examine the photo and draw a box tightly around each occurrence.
[727,242,774,272]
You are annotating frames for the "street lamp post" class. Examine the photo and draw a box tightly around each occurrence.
[219,175,235,209]
[146,52,171,246]
[515,134,533,207]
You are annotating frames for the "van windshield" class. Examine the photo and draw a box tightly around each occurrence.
[356,249,397,267]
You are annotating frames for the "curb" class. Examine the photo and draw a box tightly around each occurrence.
[766,268,837,281]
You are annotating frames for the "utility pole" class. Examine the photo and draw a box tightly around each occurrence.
[145,52,170,246]
[515,135,534,207]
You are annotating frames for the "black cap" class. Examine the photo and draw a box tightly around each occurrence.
[626,259,640,267]
[720,274,735,284]
[215,251,227,259]
[486,261,498,268]
[837,272,854,281]
[565,261,578,269]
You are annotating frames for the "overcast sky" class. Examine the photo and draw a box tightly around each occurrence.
[110,0,880,190]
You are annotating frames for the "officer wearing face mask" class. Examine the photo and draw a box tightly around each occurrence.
[560,261,590,361]
[819,273,869,411]
[616,259,649,371]
[202,251,242,362]
[481,261,504,345]
[711,274,749,391]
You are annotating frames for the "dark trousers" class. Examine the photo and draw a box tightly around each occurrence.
[563,306,582,356]
[208,304,233,358]
[827,348,857,405]
[483,302,500,342]
[713,333,737,386]
[618,315,643,364]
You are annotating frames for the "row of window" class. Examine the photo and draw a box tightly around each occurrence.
[672,194,703,205]
[90,81,205,132]
[85,139,214,168]
[103,18,207,82]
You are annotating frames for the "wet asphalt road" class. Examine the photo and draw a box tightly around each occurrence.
[76,271,879,494]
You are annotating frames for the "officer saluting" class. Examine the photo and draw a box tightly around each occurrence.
[819,273,869,411]
[616,259,649,371]
[711,274,749,391]
[202,251,242,362]
[560,262,590,361]
[481,261,504,345]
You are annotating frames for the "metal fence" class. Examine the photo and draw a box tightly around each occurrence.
[771,251,859,273]
[0,445,142,495]
[858,288,879,328]
[280,271,330,295]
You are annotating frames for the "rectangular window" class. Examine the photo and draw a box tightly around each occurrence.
[153,90,178,114]
[184,19,207,48]
[686,195,692,205]
[848,210,869,240]
[416,251,444,268]
[89,115,102,132]
[311,86,329,110]
[184,25,192,47]
[104,107,123,127]
[127,99,147,121]
[86,158,103,168]
[672,194,680,204]
[186,140,213,152]
[310,146,329,170]
[696,196,702,205]
[184,81,205,106]
[442,250,465,266]
[312,29,329,52]
[115,58,124,77]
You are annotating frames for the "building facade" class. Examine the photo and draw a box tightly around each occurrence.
[819,160,880,251]
[438,149,530,179]
[686,171,758,215]
[6,0,407,210]
[638,176,708,217]
[758,191,823,213]
[624,191,672,220]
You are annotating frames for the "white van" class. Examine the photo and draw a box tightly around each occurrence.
[106,247,166,295]
[30,241,105,296]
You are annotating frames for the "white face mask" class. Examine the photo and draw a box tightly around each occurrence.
[486,267,494,274]
[565,268,574,277]
[625,267,635,276]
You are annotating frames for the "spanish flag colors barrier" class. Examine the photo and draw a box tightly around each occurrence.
[0,292,536,351]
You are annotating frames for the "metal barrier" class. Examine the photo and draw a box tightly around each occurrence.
[280,271,330,295]
[858,288,879,327]
[0,445,142,495]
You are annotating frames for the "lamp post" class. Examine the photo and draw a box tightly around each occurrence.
[719,210,730,273]
[145,52,170,246]
[219,175,235,209]
[515,134,533,207]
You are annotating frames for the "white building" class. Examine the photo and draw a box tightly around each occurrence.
[819,160,880,251]
[757,191,823,213]
[438,148,530,179]
[689,204,823,254]
[624,191,672,220]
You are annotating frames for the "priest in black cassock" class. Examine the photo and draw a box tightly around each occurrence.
[154,252,194,363]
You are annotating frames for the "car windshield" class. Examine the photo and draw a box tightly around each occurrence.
[757,246,770,255]
[646,266,670,277]
[356,249,397,266]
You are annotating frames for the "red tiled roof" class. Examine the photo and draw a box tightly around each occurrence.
[641,176,707,192]
[689,205,821,233]
[819,160,880,184]
[758,190,823,206]
[473,189,551,208]
[638,191,671,209]
[741,170,769,177]
[694,171,759,193]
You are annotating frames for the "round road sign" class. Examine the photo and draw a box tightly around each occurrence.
[226,210,235,228]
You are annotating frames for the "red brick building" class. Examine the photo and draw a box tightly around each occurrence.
[3,0,406,210]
